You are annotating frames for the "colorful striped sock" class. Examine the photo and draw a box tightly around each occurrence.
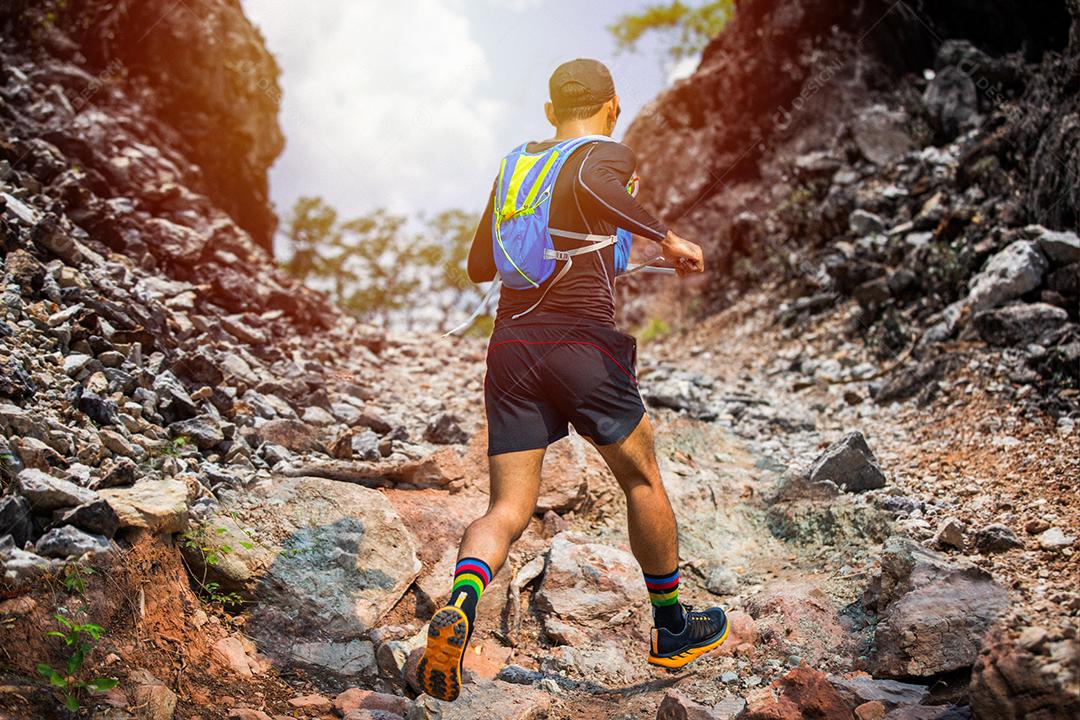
[450,557,492,633]
[644,568,685,632]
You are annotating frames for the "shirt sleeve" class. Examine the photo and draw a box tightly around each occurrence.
[467,182,497,283]
[575,141,668,242]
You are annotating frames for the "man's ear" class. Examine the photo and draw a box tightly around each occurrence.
[544,102,557,128]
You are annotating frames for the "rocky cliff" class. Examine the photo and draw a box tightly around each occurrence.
[1,0,284,253]
[625,0,1079,403]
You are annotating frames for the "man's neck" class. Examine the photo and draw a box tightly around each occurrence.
[547,120,610,142]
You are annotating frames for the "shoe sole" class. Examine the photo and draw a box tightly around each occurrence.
[417,606,470,701]
[647,616,730,669]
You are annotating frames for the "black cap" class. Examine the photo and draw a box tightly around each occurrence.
[549,58,616,109]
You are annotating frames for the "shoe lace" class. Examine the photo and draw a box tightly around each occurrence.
[682,604,720,641]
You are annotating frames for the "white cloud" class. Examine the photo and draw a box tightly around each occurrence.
[242,0,505,231]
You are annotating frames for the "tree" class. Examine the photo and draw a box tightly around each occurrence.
[423,209,481,332]
[339,210,419,328]
[609,1,735,61]
[282,196,338,285]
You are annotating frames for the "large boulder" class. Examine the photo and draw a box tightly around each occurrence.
[867,537,1009,678]
[534,532,645,646]
[746,582,855,667]
[969,633,1079,720]
[184,475,420,681]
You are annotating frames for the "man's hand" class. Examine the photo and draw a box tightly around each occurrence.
[660,230,704,277]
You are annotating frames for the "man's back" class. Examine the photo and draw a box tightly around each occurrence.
[467,138,668,328]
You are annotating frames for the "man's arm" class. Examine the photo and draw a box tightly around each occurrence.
[467,183,497,283]
[576,142,704,275]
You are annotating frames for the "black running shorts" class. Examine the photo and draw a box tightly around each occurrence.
[484,322,646,456]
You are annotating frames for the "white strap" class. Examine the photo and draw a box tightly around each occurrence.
[511,254,574,320]
[442,278,502,337]
[548,229,615,243]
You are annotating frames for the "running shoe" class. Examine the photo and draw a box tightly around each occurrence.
[416,605,470,701]
[647,605,729,669]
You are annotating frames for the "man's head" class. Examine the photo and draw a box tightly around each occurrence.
[545,58,620,136]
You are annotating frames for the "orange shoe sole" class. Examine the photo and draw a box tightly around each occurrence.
[647,618,730,669]
[417,606,470,701]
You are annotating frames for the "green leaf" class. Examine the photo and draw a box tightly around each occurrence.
[64,693,80,711]
[36,664,61,682]
[46,631,67,639]
[239,541,254,550]
[86,678,118,693]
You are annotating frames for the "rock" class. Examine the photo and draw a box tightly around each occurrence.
[0,536,58,583]
[855,702,887,720]
[657,689,745,719]
[1037,527,1076,551]
[287,694,332,712]
[705,566,740,596]
[868,537,1009,678]
[144,217,208,264]
[334,688,410,717]
[153,371,199,423]
[827,675,929,711]
[881,706,971,719]
[226,711,272,720]
[423,412,468,444]
[95,457,137,489]
[808,431,886,492]
[974,303,1068,346]
[1016,626,1049,653]
[923,61,980,139]
[768,469,840,504]
[98,479,189,533]
[212,635,263,677]
[534,532,643,645]
[852,104,913,165]
[63,353,95,376]
[967,240,1049,312]
[289,639,377,679]
[742,667,854,720]
[168,416,225,450]
[745,583,850,667]
[1031,226,1080,265]
[933,518,966,551]
[969,634,1080,720]
[129,669,177,720]
[77,390,118,425]
[301,405,337,426]
[974,524,1024,554]
[850,210,886,235]
[34,525,111,559]
[0,495,34,547]
[254,419,321,453]
[17,468,97,510]
[53,497,122,538]
[5,248,45,291]
[407,678,550,720]
[187,476,418,678]
[376,631,426,679]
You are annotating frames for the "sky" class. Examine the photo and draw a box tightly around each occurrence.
[239,0,698,255]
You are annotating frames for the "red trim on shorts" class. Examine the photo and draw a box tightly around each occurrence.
[488,339,637,385]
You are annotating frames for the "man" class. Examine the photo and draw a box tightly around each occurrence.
[416,58,728,703]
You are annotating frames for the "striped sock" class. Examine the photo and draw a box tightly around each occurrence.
[450,557,492,633]
[644,568,685,633]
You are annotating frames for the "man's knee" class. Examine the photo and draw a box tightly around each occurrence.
[481,502,533,540]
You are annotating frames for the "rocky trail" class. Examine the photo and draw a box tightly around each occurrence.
[1,0,1078,718]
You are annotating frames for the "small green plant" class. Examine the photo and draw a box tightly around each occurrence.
[154,436,190,458]
[635,317,671,344]
[179,523,251,609]
[36,614,117,712]
[62,563,95,595]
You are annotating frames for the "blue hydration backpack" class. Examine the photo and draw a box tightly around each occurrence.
[444,135,666,336]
